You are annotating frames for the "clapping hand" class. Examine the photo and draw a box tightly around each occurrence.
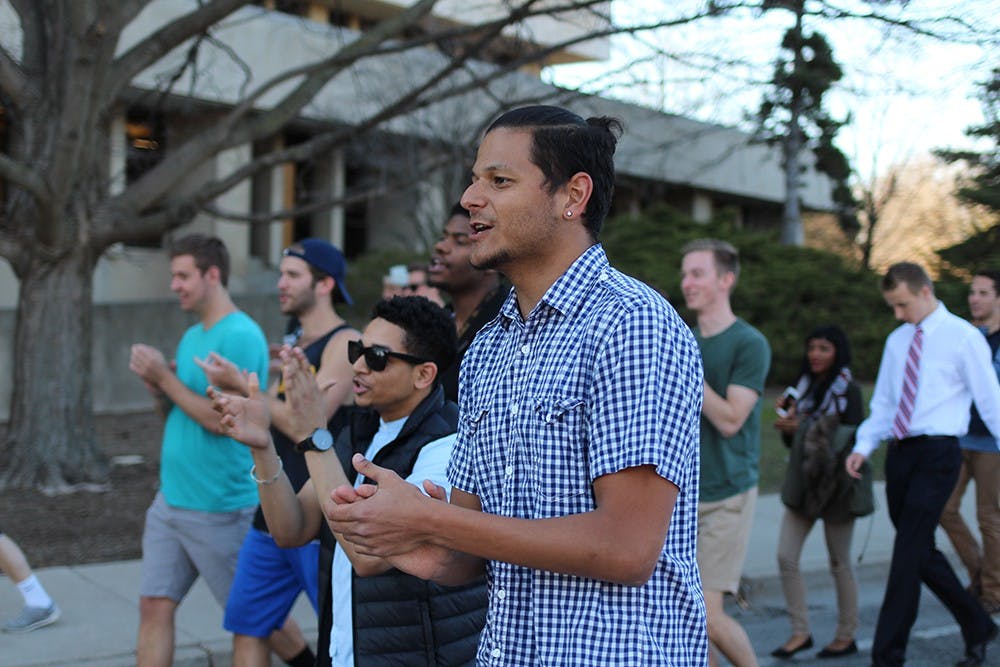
[129,344,170,386]
[195,352,250,396]
[209,372,271,449]
[279,345,335,442]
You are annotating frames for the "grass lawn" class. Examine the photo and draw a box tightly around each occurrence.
[757,383,886,495]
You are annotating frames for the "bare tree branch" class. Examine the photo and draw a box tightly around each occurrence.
[812,0,1000,45]
[0,44,26,106]
[104,0,449,227]
[0,153,50,203]
[106,0,249,104]
[98,0,733,246]
[99,1,153,36]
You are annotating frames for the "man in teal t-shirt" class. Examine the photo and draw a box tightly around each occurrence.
[681,238,771,667]
[129,234,268,667]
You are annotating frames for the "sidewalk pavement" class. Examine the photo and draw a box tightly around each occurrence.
[0,482,982,667]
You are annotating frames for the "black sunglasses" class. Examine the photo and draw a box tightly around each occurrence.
[348,339,429,372]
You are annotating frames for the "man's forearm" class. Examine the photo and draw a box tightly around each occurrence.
[382,541,485,585]
[701,382,757,438]
[267,395,316,443]
[156,374,224,433]
[343,468,675,587]
[420,501,660,586]
[251,445,317,547]
[304,450,398,576]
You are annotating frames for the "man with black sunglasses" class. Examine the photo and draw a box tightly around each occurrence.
[212,296,487,667]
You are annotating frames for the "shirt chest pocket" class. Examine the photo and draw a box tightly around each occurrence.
[919,357,960,392]
[527,396,593,516]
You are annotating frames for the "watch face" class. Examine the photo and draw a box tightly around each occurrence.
[312,428,333,451]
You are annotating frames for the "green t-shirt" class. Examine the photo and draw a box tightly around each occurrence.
[695,318,771,502]
[160,311,269,512]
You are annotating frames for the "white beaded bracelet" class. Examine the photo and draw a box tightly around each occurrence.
[249,458,283,485]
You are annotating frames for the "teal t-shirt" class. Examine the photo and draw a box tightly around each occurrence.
[160,311,269,512]
[695,318,771,502]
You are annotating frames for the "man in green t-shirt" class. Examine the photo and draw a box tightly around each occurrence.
[681,238,771,667]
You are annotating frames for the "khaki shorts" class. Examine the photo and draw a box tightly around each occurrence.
[697,486,757,594]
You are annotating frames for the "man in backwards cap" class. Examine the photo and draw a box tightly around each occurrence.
[199,238,358,667]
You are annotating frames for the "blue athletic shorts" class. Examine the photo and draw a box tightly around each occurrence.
[223,526,320,637]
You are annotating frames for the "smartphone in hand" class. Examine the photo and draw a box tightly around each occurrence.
[775,386,799,418]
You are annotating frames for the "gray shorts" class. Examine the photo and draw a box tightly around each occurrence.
[139,492,254,606]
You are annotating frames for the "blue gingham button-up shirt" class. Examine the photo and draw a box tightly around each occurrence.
[448,244,707,666]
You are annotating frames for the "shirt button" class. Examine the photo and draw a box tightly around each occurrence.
[491,647,502,658]
[600,270,609,281]
[497,588,506,600]
[520,343,530,354]
[510,403,519,415]
[505,465,514,476]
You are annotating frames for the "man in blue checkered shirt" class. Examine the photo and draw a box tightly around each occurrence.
[326,105,708,665]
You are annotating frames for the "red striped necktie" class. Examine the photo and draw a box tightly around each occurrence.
[892,325,923,440]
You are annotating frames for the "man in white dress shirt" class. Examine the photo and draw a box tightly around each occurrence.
[845,262,1000,667]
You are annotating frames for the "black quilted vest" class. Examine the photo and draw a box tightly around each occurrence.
[315,386,488,666]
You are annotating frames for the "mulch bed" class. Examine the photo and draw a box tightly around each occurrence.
[0,411,163,568]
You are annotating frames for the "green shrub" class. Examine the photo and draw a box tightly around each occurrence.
[338,249,428,328]
[600,204,898,384]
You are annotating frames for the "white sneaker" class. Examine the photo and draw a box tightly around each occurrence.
[2,604,61,633]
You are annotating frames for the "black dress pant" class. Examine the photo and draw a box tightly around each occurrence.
[871,436,996,666]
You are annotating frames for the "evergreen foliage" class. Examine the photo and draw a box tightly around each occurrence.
[600,205,898,385]
[755,1,858,242]
[936,67,1000,213]
[936,67,1000,272]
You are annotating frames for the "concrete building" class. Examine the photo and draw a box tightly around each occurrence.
[0,0,833,418]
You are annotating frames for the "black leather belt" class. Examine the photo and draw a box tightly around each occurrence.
[892,435,957,445]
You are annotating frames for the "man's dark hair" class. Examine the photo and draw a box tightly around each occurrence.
[168,234,230,287]
[974,269,1000,295]
[449,202,469,219]
[881,262,933,295]
[372,296,457,381]
[486,105,622,238]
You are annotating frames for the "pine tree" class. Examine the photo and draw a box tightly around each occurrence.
[755,0,856,245]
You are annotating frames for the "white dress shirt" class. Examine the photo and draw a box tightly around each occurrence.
[329,417,455,667]
[853,301,1000,458]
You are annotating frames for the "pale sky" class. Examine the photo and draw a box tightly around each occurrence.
[543,1,996,183]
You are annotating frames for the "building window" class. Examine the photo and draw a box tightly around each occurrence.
[125,109,165,184]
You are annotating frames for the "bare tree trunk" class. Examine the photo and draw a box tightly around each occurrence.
[780,6,805,247]
[781,123,804,245]
[1,248,109,493]
[862,191,877,271]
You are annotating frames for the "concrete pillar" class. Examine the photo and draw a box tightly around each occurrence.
[109,112,127,196]
[329,148,346,250]
[213,143,253,287]
[692,192,713,224]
